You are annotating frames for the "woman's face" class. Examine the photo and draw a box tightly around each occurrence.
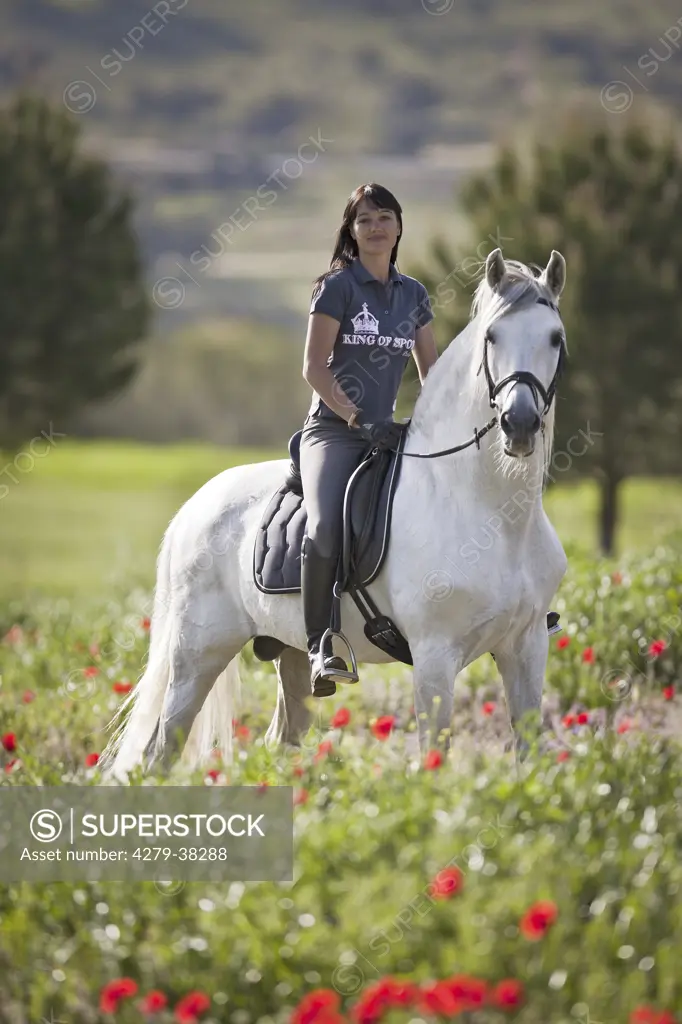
[350,198,401,259]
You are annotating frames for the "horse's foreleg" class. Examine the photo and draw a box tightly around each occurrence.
[492,625,548,759]
[411,641,461,753]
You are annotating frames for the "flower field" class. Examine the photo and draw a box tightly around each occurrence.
[1,535,682,1024]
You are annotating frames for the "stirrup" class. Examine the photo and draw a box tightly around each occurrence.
[318,627,359,683]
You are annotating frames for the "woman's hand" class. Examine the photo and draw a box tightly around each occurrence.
[357,419,404,450]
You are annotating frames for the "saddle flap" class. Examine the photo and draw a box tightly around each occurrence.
[344,425,408,586]
[255,423,407,593]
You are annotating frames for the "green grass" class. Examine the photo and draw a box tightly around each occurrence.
[0,441,280,599]
[1,440,682,600]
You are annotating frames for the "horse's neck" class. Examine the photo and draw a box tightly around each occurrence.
[407,318,545,516]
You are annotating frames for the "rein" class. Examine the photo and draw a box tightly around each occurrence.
[388,295,566,460]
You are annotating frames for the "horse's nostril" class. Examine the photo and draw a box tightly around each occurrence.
[501,409,540,437]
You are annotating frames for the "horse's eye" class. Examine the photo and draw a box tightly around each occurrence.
[485,329,495,345]
[550,330,564,348]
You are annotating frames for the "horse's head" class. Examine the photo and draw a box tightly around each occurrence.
[476,248,567,459]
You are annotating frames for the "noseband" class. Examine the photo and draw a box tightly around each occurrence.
[393,295,567,461]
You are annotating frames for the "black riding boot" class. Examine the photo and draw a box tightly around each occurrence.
[301,535,349,697]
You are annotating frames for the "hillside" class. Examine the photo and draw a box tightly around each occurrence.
[2,0,681,152]
[2,0,682,338]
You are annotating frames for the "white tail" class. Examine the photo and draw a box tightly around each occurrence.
[182,656,241,770]
[101,521,241,779]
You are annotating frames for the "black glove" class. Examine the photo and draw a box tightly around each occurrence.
[358,419,404,451]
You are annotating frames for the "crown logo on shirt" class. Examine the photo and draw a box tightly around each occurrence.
[351,302,379,335]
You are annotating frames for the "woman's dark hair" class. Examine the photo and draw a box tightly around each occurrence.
[312,183,403,297]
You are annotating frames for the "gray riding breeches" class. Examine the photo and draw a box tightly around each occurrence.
[299,413,372,566]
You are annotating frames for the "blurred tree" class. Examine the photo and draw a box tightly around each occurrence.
[0,93,150,452]
[409,109,682,555]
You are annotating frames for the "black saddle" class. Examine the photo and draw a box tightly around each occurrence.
[252,425,413,665]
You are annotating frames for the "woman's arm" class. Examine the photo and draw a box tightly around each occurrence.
[302,312,360,423]
[412,323,439,384]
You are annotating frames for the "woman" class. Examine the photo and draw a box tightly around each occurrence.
[300,183,439,698]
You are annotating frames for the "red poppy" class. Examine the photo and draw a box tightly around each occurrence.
[235,725,250,741]
[630,1011,657,1024]
[520,899,558,940]
[205,769,220,782]
[576,711,590,725]
[331,707,351,728]
[293,765,304,778]
[1,732,17,752]
[140,990,168,1013]
[293,988,341,1024]
[424,749,443,770]
[99,977,139,1013]
[371,715,395,741]
[314,740,333,762]
[617,719,634,734]
[352,978,418,1023]
[376,978,418,1006]
[562,714,575,728]
[581,647,595,664]
[630,1008,677,1024]
[174,991,211,1023]
[648,639,667,658]
[85,752,100,767]
[556,751,570,763]
[84,666,99,678]
[663,685,674,701]
[417,981,462,1017]
[556,635,571,649]
[141,617,151,630]
[22,690,36,703]
[443,975,487,1008]
[491,979,525,1009]
[294,788,309,806]
[482,701,496,715]
[429,866,464,899]
[113,681,133,694]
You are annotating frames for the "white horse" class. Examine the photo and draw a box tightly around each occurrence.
[102,248,568,777]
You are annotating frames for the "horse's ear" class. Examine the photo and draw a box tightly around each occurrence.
[540,250,566,301]
[485,248,507,291]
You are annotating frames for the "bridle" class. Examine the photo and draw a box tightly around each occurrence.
[390,295,567,460]
[479,295,566,419]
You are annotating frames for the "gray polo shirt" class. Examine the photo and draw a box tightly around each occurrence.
[306,258,434,422]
